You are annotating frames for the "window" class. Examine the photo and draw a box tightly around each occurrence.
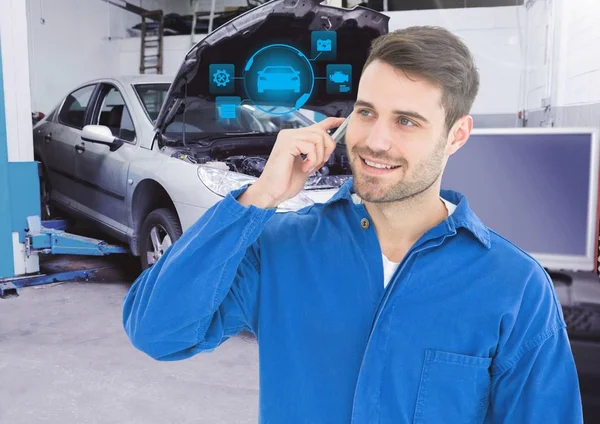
[45,106,59,122]
[58,85,96,129]
[97,86,136,143]
[134,83,169,123]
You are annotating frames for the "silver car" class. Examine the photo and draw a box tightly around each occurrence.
[33,0,387,269]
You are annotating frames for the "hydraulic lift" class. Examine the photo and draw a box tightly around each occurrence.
[0,0,129,299]
[0,217,129,298]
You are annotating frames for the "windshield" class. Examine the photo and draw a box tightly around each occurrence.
[262,66,295,73]
[160,96,315,141]
[135,83,314,138]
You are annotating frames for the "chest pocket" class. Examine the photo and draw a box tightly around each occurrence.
[413,349,492,424]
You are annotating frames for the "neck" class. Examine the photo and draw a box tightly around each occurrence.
[364,183,448,255]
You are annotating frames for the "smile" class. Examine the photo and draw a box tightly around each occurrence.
[359,156,401,173]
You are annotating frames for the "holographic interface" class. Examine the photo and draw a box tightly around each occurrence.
[210,30,353,119]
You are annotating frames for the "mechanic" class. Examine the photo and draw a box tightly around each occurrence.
[123,26,583,423]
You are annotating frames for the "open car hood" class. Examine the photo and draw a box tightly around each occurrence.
[154,0,388,135]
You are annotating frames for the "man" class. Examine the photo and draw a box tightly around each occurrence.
[123,26,583,423]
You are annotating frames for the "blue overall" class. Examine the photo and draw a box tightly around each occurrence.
[123,179,583,423]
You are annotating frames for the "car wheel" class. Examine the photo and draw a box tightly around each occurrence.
[38,164,54,221]
[139,208,182,270]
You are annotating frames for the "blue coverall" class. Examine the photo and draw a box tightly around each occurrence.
[123,179,583,423]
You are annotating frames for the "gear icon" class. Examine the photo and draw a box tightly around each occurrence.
[213,69,231,87]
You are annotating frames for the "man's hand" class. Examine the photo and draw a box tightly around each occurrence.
[238,117,346,209]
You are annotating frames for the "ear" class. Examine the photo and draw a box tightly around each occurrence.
[446,115,473,156]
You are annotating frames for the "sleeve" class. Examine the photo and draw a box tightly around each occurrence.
[486,266,584,423]
[122,185,276,361]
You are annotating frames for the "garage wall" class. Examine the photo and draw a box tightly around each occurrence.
[387,6,523,128]
[26,0,188,114]
[118,34,207,77]
[522,0,600,128]
[553,0,600,128]
[181,0,250,14]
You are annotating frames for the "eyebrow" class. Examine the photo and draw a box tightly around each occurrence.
[354,100,430,124]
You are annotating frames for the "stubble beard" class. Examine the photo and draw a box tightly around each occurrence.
[350,136,447,204]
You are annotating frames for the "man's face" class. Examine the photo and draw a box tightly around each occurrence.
[345,60,465,203]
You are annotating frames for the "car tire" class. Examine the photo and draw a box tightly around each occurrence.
[139,208,183,271]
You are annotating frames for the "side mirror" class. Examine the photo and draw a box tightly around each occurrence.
[81,125,124,152]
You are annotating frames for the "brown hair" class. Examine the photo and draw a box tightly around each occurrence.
[363,26,480,132]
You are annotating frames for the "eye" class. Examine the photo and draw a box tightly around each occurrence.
[357,109,373,117]
[398,117,416,127]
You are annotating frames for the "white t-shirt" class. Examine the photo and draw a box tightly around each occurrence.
[382,198,457,288]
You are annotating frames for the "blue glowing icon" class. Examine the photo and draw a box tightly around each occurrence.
[257,66,301,93]
[326,64,352,94]
[216,96,241,120]
[311,31,337,61]
[209,64,235,94]
[316,39,332,52]
[329,71,349,84]
[243,44,314,116]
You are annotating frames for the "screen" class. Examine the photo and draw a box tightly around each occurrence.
[441,131,595,261]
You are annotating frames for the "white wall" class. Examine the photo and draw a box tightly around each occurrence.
[556,0,600,106]
[185,0,248,14]
[386,7,523,116]
[1,0,35,162]
[522,0,600,110]
[118,33,207,76]
[520,0,554,111]
[26,0,188,114]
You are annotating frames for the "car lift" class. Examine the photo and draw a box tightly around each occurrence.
[0,217,129,298]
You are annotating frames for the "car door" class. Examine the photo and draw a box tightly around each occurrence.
[74,83,138,235]
[45,84,97,210]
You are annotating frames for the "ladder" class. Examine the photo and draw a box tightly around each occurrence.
[139,10,164,74]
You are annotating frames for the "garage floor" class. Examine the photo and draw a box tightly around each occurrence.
[3,254,600,423]
[0,267,259,424]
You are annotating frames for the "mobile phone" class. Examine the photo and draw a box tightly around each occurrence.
[330,117,348,144]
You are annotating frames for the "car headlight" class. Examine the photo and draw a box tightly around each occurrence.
[197,165,314,212]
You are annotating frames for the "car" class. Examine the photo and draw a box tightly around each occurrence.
[33,0,388,270]
[257,66,301,93]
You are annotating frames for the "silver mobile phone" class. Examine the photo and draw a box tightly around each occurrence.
[330,117,348,144]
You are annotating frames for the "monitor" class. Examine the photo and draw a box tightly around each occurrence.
[441,127,599,273]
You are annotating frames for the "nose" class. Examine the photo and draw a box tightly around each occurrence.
[364,119,393,152]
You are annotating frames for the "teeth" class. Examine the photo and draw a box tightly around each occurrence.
[364,159,394,169]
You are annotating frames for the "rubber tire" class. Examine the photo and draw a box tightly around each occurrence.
[139,208,183,271]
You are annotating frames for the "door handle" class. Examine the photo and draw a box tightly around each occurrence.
[75,144,85,154]
[44,133,52,143]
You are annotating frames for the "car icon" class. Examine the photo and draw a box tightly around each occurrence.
[329,71,349,84]
[257,66,301,93]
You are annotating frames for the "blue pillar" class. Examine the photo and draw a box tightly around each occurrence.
[0,39,15,278]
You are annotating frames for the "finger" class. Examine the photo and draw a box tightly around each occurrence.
[292,131,324,167]
[304,130,335,167]
[322,132,337,163]
[311,133,325,169]
[314,116,347,132]
[292,140,319,173]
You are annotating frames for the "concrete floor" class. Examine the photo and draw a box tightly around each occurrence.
[0,278,259,424]
[3,255,600,423]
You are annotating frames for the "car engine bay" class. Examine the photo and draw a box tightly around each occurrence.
[161,136,353,189]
